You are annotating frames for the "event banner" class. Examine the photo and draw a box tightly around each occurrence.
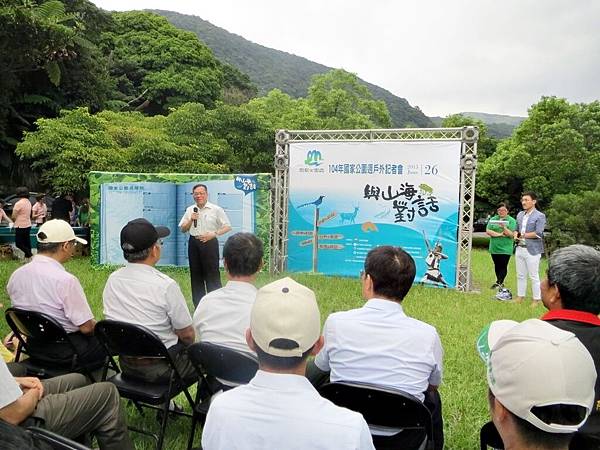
[89,172,271,267]
[287,141,461,287]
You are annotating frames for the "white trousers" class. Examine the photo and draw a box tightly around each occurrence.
[515,247,541,299]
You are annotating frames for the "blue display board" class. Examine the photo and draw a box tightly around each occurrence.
[287,141,461,287]
[99,178,257,266]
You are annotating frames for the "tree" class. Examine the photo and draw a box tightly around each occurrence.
[477,97,600,208]
[441,114,498,161]
[307,69,391,129]
[15,107,226,194]
[545,187,600,251]
[0,0,116,188]
[101,11,223,115]
[243,89,322,130]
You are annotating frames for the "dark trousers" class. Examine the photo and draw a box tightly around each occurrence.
[15,227,32,258]
[188,236,221,307]
[28,332,106,371]
[120,342,196,384]
[491,253,511,284]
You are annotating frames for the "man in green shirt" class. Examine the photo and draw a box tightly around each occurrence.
[486,203,517,289]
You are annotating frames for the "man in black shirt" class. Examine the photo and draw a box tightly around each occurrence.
[541,244,600,449]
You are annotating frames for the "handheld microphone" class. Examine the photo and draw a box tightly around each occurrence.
[193,207,198,228]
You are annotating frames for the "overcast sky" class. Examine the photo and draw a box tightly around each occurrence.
[91,0,600,117]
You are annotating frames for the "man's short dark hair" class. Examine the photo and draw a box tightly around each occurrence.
[547,244,600,314]
[488,389,580,449]
[364,246,416,302]
[223,233,263,277]
[192,184,207,192]
[254,339,314,370]
[497,202,507,209]
[123,247,152,263]
[521,191,537,201]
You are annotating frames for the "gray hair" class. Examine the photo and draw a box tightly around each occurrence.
[123,246,152,263]
[547,244,600,314]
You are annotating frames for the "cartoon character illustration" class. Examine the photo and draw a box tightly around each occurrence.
[339,206,359,224]
[420,231,448,288]
[297,195,325,208]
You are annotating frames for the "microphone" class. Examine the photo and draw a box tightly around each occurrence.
[193,207,198,228]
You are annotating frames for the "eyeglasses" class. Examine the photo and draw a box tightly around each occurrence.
[360,270,367,279]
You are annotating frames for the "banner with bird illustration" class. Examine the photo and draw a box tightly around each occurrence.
[287,141,461,287]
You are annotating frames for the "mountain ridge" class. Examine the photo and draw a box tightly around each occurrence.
[152,9,433,128]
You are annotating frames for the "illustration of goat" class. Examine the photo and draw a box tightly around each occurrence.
[340,206,359,224]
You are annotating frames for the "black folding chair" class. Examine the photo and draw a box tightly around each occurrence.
[5,308,98,381]
[186,341,259,450]
[94,320,195,450]
[27,427,91,450]
[480,421,504,450]
[319,381,434,450]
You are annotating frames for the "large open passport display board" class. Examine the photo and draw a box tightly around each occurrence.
[89,172,271,267]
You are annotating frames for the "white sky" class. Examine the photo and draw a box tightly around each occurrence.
[91,0,600,117]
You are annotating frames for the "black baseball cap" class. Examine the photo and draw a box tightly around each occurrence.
[120,218,170,252]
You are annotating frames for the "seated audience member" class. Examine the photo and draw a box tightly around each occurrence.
[201,277,374,450]
[6,220,104,368]
[540,244,600,449]
[102,218,195,383]
[310,245,444,448]
[193,232,263,354]
[0,358,134,450]
[477,319,596,450]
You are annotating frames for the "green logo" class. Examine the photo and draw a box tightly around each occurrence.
[305,150,323,166]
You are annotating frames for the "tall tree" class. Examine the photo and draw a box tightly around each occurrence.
[0,0,115,188]
[101,11,223,115]
[307,69,391,129]
[477,97,600,208]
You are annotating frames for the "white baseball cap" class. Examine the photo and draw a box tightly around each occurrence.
[37,219,87,245]
[250,277,321,358]
[477,319,596,433]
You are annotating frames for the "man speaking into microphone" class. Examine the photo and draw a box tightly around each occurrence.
[179,184,231,307]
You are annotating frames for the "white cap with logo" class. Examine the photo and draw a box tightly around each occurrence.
[37,219,87,245]
[250,277,321,358]
[477,318,596,433]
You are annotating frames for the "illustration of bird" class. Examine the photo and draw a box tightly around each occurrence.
[297,195,325,208]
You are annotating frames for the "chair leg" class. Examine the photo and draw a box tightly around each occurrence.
[187,416,198,450]
[156,401,170,450]
[187,388,202,450]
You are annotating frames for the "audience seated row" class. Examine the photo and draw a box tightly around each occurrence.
[2,218,599,450]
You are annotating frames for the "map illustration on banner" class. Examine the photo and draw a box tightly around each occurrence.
[287,141,462,287]
[88,172,271,267]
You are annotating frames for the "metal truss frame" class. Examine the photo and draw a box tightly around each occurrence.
[270,127,479,292]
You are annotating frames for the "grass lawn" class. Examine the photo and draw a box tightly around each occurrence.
[0,247,547,449]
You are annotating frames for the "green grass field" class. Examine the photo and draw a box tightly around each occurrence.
[0,248,547,449]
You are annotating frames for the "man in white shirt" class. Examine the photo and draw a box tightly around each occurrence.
[0,358,134,449]
[513,191,547,306]
[179,184,232,307]
[311,245,444,449]
[193,232,263,354]
[7,219,104,369]
[201,277,374,450]
[103,218,195,383]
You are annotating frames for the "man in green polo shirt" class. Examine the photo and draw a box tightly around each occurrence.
[486,203,517,289]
